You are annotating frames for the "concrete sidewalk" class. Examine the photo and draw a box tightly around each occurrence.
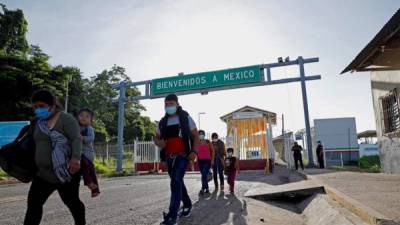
[302,169,400,224]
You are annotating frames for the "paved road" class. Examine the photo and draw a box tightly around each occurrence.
[0,169,303,225]
[306,169,400,222]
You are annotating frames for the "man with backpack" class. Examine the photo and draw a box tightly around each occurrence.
[154,94,200,225]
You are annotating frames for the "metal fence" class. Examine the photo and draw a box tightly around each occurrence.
[134,140,159,163]
[94,143,135,169]
[324,149,359,167]
[94,140,161,171]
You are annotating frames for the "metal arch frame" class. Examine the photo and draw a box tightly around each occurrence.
[115,56,320,172]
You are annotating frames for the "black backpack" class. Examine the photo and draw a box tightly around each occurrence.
[158,107,193,162]
[0,123,37,183]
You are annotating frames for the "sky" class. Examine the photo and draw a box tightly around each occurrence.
[4,0,400,139]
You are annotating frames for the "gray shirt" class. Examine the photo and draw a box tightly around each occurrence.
[81,126,95,161]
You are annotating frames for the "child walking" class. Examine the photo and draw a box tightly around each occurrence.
[224,148,240,194]
[78,108,100,198]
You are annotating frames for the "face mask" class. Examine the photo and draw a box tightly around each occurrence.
[34,107,50,120]
[165,106,177,115]
[199,135,205,140]
[212,139,218,143]
[228,152,233,157]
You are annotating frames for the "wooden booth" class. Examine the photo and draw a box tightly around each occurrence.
[220,106,277,173]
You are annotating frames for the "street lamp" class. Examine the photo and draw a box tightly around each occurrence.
[198,112,206,130]
[64,75,71,112]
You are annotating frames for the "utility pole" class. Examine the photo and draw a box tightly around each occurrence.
[298,56,315,167]
[116,81,126,172]
[198,112,205,130]
[282,114,285,137]
[64,75,70,112]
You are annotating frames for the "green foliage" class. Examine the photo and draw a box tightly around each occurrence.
[94,160,113,176]
[0,169,8,178]
[359,155,381,172]
[94,158,134,177]
[0,4,29,57]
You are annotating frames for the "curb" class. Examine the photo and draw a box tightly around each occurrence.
[298,171,398,225]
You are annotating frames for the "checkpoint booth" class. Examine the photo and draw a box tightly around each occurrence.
[220,106,276,173]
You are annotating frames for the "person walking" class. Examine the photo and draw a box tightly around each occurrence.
[211,133,226,191]
[291,142,304,171]
[225,148,240,194]
[197,130,214,196]
[316,141,325,169]
[24,89,85,225]
[154,94,200,225]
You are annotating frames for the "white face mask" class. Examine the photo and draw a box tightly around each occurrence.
[199,135,205,140]
[228,152,233,157]
[212,139,218,143]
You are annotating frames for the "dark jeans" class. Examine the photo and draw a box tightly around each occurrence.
[213,158,224,188]
[198,159,211,191]
[24,175,85,225]
[167,155,192,220]
[81,155,100,194]
[318,155,325,168]
[294,154,304,170]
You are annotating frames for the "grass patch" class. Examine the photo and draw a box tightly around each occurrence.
[94,158,135,178]
[0,169,8,179]
[94,160,113,176]
[359,155,381,173]
[331,156,381,173]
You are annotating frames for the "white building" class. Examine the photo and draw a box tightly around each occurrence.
[342,10,400,173]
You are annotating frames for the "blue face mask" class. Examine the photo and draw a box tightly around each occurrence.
[34,107,50,120]
[165,106,177,115]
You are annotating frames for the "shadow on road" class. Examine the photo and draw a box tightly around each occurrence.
[180,190,247,225]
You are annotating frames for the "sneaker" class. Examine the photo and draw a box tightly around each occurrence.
[199,189,205,196]
[220,185,224,191]
[204,189,210,194]
[160,218,176,225]
[160,213,176,225]
[179,206,192,218]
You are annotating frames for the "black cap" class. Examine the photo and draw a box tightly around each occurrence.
[165,93,178,102]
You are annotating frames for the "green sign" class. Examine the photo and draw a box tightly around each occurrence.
[151,65,261,95]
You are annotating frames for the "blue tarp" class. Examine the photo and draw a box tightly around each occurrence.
[0,121,30,147]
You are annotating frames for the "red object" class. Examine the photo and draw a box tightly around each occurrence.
[197,143,211,160]
[227,170,236,192]
[165,137,185,155]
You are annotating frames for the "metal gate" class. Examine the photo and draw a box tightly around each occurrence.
[133,140,160,171]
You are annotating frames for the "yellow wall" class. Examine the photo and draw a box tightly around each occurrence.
[227,117,271,159]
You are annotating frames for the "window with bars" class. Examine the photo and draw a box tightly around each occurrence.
[381,88,400,134]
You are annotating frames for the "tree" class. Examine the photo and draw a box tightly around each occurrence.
[0,4,156,142]
[86,65,155,143]
[0,4,29,57]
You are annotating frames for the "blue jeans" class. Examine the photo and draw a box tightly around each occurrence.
[198,159,211,191]
[167,155,192,220]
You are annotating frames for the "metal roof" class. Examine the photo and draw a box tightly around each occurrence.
[357,130,377,138]
[220,105,277,124]
[341,9,400,74]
